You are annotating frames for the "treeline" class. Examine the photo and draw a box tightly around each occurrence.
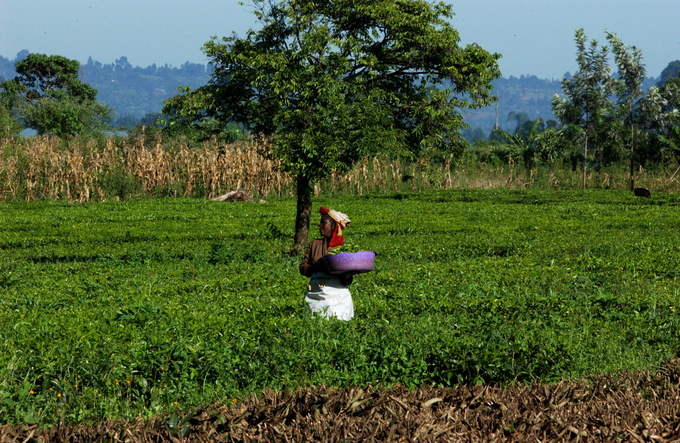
[80,56,210,125]
[459,29,680,192]
[0,51,210,127]
[0,50,675,136]
[1,29,679,193]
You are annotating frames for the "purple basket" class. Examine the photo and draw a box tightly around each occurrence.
[323,251,376,274]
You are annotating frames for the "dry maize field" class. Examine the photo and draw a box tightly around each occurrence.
[2,135,679,202]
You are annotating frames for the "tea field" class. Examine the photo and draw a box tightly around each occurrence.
[2,189,680,425]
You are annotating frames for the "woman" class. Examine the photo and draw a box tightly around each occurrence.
[299,206,354,320]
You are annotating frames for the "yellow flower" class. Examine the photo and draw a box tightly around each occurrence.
[57,393,62,398]
[115,380,119,385]
[29,390,35,395]
[126,380,131,384]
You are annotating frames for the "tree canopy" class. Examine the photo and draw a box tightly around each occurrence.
[165,0,501,249]
[658,60,680,87]
[0,53,113,136]
[552,29,613,188]
[553,30,680,188]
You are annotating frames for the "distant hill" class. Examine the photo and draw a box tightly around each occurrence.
[0,52,210,126]
[0,51,666,133]
[465,74,658,137]
[79,56,210,122]
[465,75,564,133]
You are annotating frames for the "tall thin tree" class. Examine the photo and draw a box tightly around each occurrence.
[607,31,646,191]
[553,29,612,189]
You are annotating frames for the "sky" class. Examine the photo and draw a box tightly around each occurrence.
[1,0,678,81]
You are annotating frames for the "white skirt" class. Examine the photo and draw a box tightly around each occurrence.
[305,272,354,320]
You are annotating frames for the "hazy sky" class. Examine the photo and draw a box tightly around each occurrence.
[1,0,678,80]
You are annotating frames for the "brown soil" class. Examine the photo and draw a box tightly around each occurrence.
[4,359,680,442]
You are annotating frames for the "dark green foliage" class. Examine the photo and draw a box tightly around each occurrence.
[0,100,22,138]
[0,53,113,136]
[658,60,680,87]
[3,190,680,424]
[552,31,680,185]
[164,0,501,248]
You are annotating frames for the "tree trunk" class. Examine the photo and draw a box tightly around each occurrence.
[629,122,635,191]
[293,173,313,253]
[582,131,588,190]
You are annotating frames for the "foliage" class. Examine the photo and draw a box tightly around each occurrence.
[164,0,501,249]
[657,60,680,87]
[0,95,22,139]
[79,56,210,121]
[607,31,649,189]
[476,114,569,168]
[552,29,613,187]
[160,89,249,144]
[553,31,680,184]
[659,125,680,161]
[0,54,113,136]
[3,190,680,425]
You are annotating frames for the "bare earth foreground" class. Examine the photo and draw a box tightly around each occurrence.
[3,360,680,443]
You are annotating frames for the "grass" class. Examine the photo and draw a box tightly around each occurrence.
[2,189,680,424]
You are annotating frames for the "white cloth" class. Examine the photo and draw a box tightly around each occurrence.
[305,272,354,320]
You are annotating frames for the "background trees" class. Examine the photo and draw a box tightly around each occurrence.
[552,29,613,189]
[552,30,680,188]
[0,53,113,136]
[0,97,22,139]
[607,31,647,190]
[165,0,500,249]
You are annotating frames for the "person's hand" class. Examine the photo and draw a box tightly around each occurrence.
[341,271,355,286]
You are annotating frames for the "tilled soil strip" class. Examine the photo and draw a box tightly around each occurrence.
[4,359,680,442]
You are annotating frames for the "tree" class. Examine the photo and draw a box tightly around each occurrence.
[658,60,680,87]
[492,116,547,168]
[553,29,613,188]
[461,127,487,143]
[606,31,646,190]
[0,53,113,136]
[636,80,680,163]
[0,101,22,139]
[165,0,500,250]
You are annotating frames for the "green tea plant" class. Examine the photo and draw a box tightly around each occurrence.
[2,189,680,424]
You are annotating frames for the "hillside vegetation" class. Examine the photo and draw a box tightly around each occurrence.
[1,51,661,134]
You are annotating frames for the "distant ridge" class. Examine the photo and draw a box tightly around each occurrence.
[0,52,665,133]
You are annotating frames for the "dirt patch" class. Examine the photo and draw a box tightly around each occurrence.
[4,359,680,442]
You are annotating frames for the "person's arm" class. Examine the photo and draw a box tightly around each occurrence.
[299,245,314,277]
[299,242,327,277]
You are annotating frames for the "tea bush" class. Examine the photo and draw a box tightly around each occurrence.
[2,189,680,424]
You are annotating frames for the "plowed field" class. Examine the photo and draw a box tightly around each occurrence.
[4,359,680,442]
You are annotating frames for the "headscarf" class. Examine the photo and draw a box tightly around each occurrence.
[320,206,350,247]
